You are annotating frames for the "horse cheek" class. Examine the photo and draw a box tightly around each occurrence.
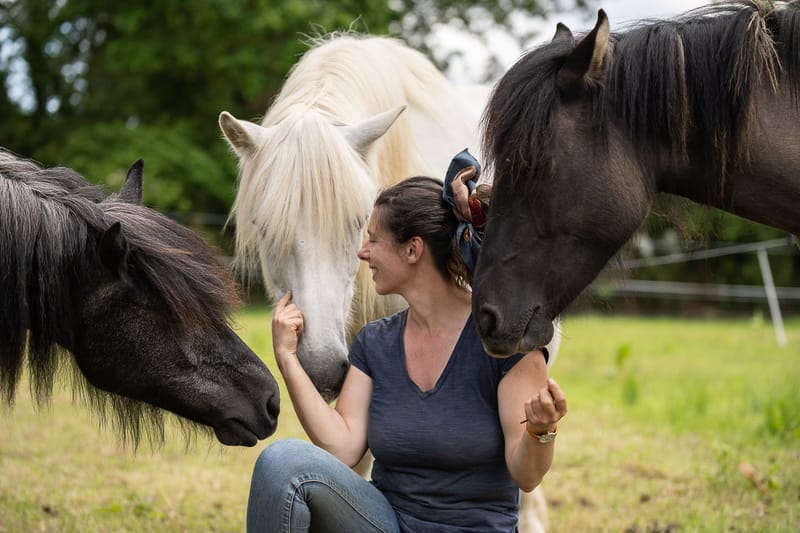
[71,285,161,398]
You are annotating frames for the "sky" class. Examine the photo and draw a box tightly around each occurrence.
[2,2,714,109]
[436,0,713,83]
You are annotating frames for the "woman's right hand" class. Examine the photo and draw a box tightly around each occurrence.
[271,292,304,367]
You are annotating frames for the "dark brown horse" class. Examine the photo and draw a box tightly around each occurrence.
[473,1,800,355]
[1,151,280,446]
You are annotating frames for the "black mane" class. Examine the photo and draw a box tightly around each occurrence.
[483,0,800,189]
[0,150,237,444]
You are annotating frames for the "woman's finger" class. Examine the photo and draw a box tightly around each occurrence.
[274,291,292,312]
[535,387,557,419]
[547,378,568,416]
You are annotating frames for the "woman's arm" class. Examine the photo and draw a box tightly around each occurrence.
[497,351,567,492]
[272,292,371,467]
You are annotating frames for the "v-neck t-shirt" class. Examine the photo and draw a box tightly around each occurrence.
[349,308,527,533]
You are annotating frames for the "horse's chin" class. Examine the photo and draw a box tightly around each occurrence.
[481,320,554,358]
[319,388,340,404]
[481,341,522,359]
[213,419,262,447]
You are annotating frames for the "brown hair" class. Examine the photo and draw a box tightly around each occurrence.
[373,176,470,287]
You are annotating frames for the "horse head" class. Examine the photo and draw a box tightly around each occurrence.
[220,106,405,401]
[69,161,280,446]
[473,11,652,355]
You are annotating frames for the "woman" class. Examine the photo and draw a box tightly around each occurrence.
[247,162,567,532]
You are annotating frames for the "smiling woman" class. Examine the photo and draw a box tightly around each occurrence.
[219,33,488,402]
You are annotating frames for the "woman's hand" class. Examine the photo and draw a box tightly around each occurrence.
[449,166,476,222]
[271,291,304,368]
[448,166,488,228]
[523,378,567,436]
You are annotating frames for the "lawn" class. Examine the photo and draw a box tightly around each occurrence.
[1,310,798,532]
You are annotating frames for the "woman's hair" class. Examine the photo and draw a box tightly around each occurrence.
[373,176,470,286]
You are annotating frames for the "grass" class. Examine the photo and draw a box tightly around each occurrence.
[1,310,799,532]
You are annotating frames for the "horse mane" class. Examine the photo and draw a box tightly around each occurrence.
[0,150,235,445]
[231,33,458,293]
[483,0,800,189]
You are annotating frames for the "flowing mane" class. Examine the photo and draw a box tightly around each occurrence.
[483,0,800,193]
[1,150,258,446]
[228,33,481,339]
[222,32,489,398]
[232,33,461,277]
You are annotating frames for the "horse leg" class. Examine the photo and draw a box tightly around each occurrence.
[519,487,549,533]
[353,450,374,479]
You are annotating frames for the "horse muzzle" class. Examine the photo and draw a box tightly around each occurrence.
[475,302,554,357]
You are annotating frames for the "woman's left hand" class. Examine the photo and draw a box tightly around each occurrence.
[524,378,567,435]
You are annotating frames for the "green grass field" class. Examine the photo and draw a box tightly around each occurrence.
[2,310,798,532]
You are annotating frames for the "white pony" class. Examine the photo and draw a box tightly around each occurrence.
[220,33,554,533]
[220,34,489,398]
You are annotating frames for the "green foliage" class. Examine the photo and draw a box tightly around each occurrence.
[2,0,594,218]
[762,385,800,439]
[614,342,632,369]
[620,373,639,406]
[35,120,236,213]
[1,0,406,212]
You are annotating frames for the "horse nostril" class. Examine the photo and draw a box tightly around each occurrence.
[476,304,500,336]
[266,392,280,422]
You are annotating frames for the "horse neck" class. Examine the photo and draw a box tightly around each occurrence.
[656,83,800,235]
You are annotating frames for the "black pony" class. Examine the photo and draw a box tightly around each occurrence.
[0,150,279,446]
[474,1,800,355]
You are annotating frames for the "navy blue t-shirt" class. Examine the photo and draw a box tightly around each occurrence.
[349,309,527,533]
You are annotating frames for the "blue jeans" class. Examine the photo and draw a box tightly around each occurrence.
[247,439,401,533]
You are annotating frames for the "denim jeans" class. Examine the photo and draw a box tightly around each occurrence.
[246,439,401,533]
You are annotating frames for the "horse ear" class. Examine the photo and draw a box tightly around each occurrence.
[557,9,610,93]
[219,111,266,158]
[99,221,130,280]
[552,22,574,44]
[339,105,407,155]
[118,159,144,204]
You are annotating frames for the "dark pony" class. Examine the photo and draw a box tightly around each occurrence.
[0,150,279,446]
[473,1,800,355]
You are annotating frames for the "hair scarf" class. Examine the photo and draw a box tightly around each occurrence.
[442,148,483,274]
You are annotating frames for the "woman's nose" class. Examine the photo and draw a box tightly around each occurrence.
[357,246,368,260]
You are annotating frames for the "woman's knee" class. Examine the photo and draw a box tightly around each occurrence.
[253,438,313,480]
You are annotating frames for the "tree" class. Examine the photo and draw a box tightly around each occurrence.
[1,0,588,215]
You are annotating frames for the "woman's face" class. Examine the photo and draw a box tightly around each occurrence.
[357,208,410,295]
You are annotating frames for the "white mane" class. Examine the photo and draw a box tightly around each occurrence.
[230,33,485,334]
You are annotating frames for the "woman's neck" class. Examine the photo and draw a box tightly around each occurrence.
[404,280,471,333]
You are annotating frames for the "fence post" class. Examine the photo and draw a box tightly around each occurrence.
[756,248,787,347]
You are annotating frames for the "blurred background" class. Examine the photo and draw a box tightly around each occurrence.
[1,0,797,319]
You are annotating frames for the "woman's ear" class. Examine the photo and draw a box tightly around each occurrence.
[406,236,424,264]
